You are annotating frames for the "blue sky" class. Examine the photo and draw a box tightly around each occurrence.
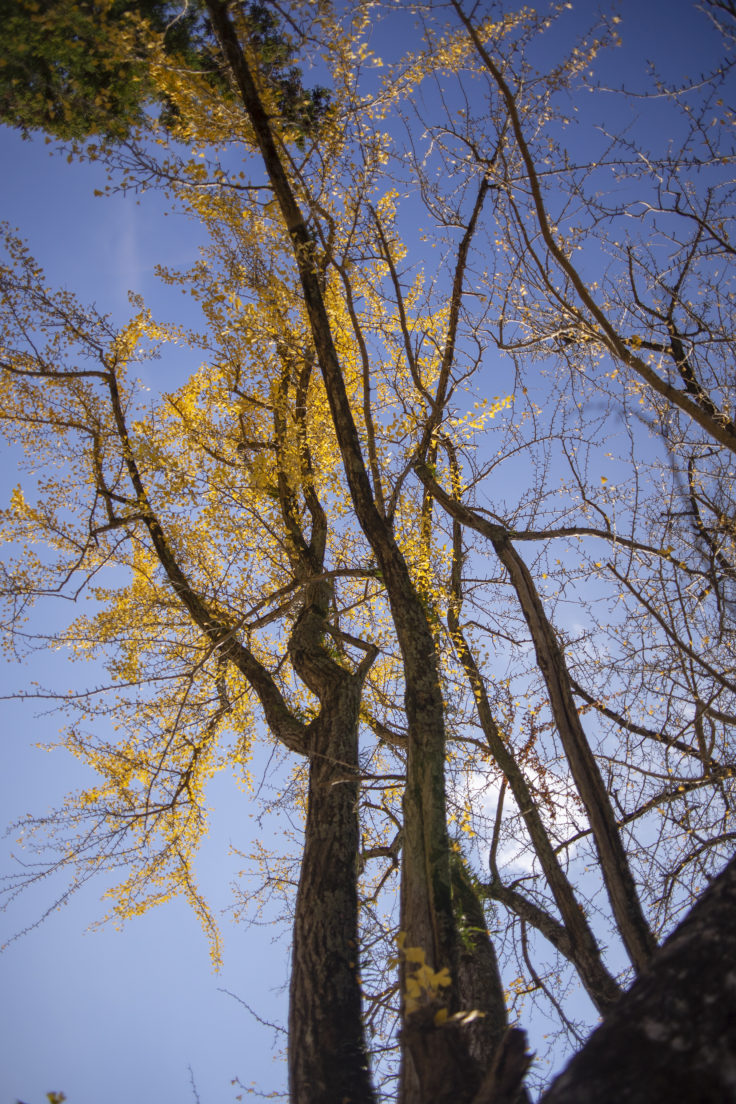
[0,128,293,1104]
[0,2,730,1102]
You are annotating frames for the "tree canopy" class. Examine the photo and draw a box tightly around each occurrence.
[1,2,735,1101]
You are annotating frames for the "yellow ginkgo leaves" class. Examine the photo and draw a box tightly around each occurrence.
[393,932,452,1017]
[392,933,488,1028]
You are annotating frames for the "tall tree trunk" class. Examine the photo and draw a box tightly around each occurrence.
[288,680,375,1104]
[204,7,478,1100]
[447,518,621,1012]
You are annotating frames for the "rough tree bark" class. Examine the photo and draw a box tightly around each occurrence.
[278,347,377,1102]
[450,852,510,1071]
[287,643,376,1104]
[541,854,736,1104]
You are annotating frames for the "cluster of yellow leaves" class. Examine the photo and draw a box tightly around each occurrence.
[392,932,452,1019]
[1,0,532,979]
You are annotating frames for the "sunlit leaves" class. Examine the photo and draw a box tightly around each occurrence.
[2,2,736,1091]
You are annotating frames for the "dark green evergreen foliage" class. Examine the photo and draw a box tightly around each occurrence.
[243,1,331,147]
[0,0,213,139]
[0,0,330,145]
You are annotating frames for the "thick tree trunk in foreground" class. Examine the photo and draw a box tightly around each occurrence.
[542,854,736,1103]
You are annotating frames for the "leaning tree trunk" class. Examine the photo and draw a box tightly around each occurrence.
[417,466,656,975]
[541,854,736,1104]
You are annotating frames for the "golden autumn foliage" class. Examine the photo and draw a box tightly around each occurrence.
[2,2,736,1100]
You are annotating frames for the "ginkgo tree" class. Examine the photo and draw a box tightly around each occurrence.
[1,1,735,1102]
